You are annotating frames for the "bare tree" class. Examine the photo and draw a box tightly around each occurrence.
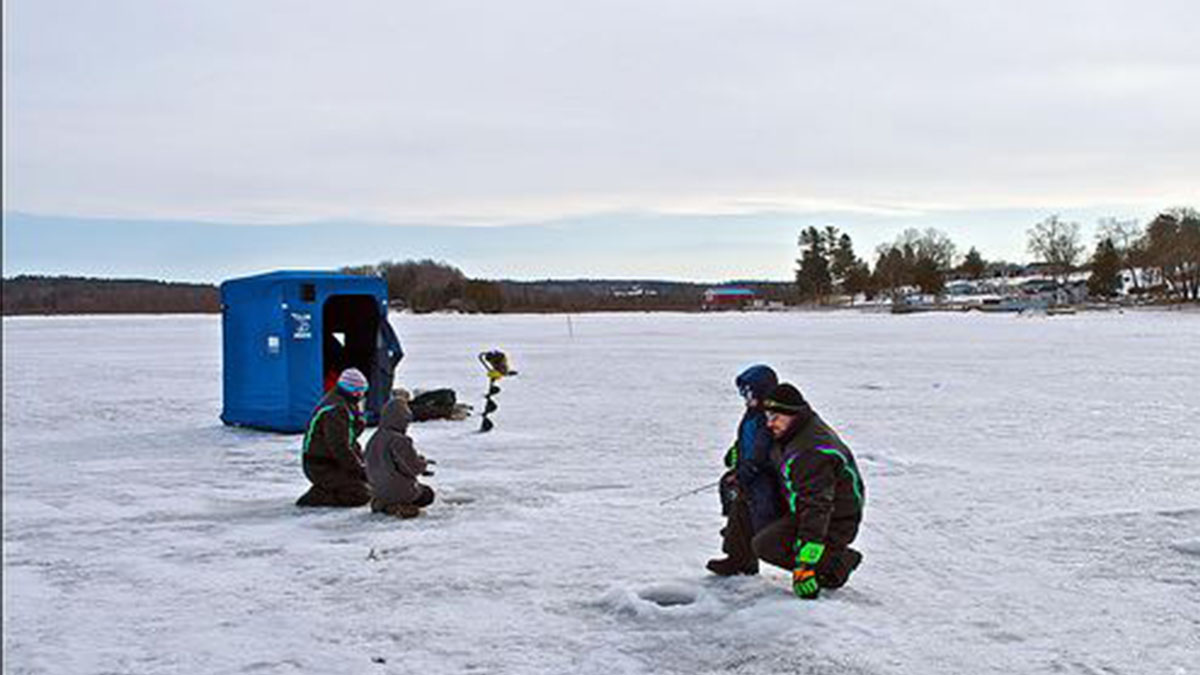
[914,228,957,272]
[872,228,957,297]
[1027,215,1083,284]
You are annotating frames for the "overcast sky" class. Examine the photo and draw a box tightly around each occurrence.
[4,0,1198,281]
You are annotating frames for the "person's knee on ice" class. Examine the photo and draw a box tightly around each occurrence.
[815,547,863,589]
[296,481,370,507]
[296,485,331,507]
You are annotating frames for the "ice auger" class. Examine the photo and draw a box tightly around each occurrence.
[478,350,516,432]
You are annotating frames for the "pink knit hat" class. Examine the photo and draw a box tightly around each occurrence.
[336,368,369,396]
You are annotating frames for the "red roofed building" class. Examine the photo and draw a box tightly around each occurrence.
[702,287,756,310]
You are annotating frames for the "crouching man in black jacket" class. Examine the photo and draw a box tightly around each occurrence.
[752,383,865,599]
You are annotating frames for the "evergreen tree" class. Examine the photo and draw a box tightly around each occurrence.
[827,232,869,299]
[795,226,832,303]
[829,233,855,285]
[960,247,986,279]
[1096,218,1144,293]
[872,245,910,300]
[1087,238,1122,298]
[843,261,873,299]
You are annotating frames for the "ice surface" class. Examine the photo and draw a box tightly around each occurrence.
[4,311,1199,674]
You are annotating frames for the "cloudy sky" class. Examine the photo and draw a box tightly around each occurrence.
[4,0,1198,282]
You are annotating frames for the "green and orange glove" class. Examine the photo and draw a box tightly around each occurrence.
[793,568,819,599]
[792,541,826,600]
[723,442,739,469]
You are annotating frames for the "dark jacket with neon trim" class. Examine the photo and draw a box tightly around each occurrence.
[769,406,864,552]
[302,388,368,489]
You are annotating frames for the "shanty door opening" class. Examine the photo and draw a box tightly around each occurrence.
[321,295,380,392]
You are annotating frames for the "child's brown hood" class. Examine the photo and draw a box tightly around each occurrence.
[379,399,411,434]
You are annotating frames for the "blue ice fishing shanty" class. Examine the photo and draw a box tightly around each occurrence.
[220,271,403,432]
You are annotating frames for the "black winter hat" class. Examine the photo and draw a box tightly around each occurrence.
[762,383,807,414]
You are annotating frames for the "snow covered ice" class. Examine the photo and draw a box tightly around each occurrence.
[4,311,1199,674]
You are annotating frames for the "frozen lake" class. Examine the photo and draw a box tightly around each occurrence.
[4,310,1199,674]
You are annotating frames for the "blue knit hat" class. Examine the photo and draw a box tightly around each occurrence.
[735,364,778,400]
[337,368,369,397]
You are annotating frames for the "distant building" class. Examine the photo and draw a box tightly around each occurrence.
[611,286,658,298]
[944,280,980,296]
[1018,278,1059,295]
[702,287,756,310]
[748,298,788,311]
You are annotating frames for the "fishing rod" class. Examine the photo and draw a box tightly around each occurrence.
[658,480,721,506]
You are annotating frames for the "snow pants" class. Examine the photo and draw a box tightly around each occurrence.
[751,516,863,589]
[371,483,435,512]
[718,496,757,567]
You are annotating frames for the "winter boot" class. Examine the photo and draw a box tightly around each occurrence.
[385,503,422,519]
[371,499,422,518]
[816,547,862,589]
[706,556,759,576]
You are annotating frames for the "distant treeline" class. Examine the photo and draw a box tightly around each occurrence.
[795,206,1200,303]
[2,270,783,315]
[341,259,794,312]
[2,276,220,315]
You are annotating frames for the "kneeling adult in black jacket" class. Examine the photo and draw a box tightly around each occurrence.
[752,383,865,599]
[296,368,371,507]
